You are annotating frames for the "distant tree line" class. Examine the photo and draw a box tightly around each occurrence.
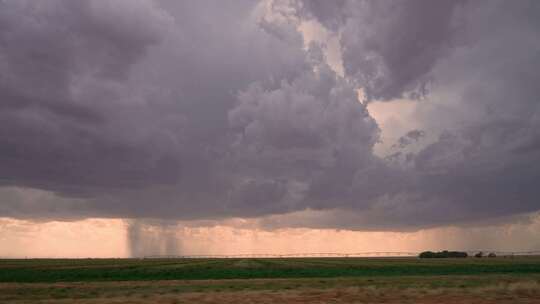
[419,250,468,258]
[419,250,499,258]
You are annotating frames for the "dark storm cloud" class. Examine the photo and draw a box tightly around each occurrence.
[1,0,540,230]
[296,0,540,228]
[0,0,307,195]
[0,0,177,193]
[400,0,540,226]
[298,0,467,101]
[228,44,379,213]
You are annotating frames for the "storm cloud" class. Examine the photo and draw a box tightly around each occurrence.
[1,0,539,231]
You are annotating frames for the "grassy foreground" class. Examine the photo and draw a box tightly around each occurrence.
[1,257,540,303]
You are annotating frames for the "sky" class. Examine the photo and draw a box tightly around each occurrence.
[0,0,540,257]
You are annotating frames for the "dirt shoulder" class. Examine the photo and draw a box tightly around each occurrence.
[1,275,540,303]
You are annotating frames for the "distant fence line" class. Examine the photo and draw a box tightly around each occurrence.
[143,250,540,259]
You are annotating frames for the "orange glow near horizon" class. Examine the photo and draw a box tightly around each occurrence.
[1,213,539,258]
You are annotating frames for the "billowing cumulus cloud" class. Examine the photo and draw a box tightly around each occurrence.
[0,0,176,194]
[0,0,539,232]
[298,0,467,101]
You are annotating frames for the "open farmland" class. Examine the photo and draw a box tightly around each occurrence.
[1,257,540,303]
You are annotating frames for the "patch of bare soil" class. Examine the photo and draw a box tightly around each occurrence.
[157,287,540,304]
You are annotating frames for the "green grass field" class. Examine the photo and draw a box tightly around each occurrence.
[1,256,540,283]
[1,257,540,303]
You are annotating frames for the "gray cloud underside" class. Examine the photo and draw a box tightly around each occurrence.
[0,0,539,230]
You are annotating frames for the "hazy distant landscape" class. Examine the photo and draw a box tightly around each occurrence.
[1,257,540,303]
